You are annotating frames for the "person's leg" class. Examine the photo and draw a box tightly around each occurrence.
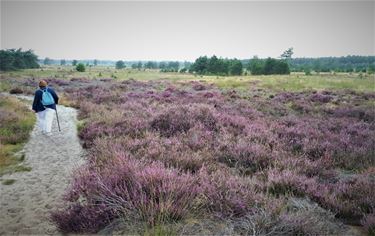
[37,110,46,132]
[45,108,55,133]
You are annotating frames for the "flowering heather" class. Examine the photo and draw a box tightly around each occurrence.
[48,78,375,233]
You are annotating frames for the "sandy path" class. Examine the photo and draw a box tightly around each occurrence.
[0,95,84,235]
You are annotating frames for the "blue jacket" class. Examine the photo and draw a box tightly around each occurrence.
[32,87,59,112]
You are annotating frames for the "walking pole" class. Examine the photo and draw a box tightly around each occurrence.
[55,107,61,132]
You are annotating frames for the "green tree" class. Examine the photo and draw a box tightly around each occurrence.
[145,61,157,69]
[76,63,85,72]
[190,56,208,74]
[229,59,243,75]
[0,49,39,71]
[281,47,294,60]
[93,59,98,66]
[137,61,143,69]
[72,60,78,66]
[115,60,125,69]
[248,56,264,75]
[60,59,66,66]
[44,57,52,65]
[159,62,166,70]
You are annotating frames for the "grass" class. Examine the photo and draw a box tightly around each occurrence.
[0,95,35,176]
[1,66,374,93]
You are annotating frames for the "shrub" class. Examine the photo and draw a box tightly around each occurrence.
[362,213,375,236]
[9,87,23,94]
[52,156,200,233]
[76,63,85,72]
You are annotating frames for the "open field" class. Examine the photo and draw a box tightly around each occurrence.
[1,66,374,92]
[1,68,374,235]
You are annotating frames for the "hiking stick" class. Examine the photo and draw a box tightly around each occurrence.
[55,107,61,132]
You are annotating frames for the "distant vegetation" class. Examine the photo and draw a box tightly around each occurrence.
[1,48,374,75]
[190,56,243,75]
[247,57,290,75]
[243,56,375,74]
[115,60,126,69]
[0,49,39,71]
[75,63,85,72]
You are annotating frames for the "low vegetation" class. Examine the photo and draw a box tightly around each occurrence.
[0,95,35,176]
[34,78,372,235]
[1,67,374,234]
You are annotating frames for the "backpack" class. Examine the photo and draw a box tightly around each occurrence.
[40,87,55,106]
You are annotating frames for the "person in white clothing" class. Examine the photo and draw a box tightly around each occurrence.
[32,80,59,135]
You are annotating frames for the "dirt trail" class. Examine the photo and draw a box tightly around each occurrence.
[0,95,84,235]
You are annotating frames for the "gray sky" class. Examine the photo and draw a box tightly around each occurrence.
[1,1,374,61]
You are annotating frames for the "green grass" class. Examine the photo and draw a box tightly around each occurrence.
[0,95,35,176]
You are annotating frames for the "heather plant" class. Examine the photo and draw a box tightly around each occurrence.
[362,213,375,236]
[46,78,375,233]
[52,155,200,233]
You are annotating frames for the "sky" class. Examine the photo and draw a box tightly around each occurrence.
[1,0,374,61]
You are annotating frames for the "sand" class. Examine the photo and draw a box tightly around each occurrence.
[0,95,84,235]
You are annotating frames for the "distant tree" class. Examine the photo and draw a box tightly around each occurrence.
[263,58,290,75]
[313,60,321,73]
[190,56,208,74]
[72,60,78,66]
[131,63,137,69]
[159,62,167,70]
[137,61,143,69]
[167,61,179,71]
[93,59,98,66]
[281,47,294,60]
[229,59,243,75]
[76,63,85,72]
[248,56,264,75]
[0,48,39,71]
[207,55,220,74]
[145,61,157,69]
[60,59,66,66]
[44,57,52,65]
[115,60,126,69]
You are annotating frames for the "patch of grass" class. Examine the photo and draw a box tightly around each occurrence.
[0,95,35,176]
[2,179,16,185]
[143,224,177,236]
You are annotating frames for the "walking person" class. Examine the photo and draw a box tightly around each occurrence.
[32,80,59,135]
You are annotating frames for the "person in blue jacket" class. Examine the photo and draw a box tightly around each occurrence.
[32,80,59,135]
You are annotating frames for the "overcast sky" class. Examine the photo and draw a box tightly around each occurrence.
[1,1,374,61]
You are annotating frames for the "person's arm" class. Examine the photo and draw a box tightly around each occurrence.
[32,90,40,112]
[49,88,59,104]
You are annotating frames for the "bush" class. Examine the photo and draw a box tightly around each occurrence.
[76,63,85,72]
[52,156,200,233]
[9,87,23,94]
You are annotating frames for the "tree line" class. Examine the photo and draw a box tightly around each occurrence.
[189,55,289,75]
[288,56,375,73]
[0,49,40,71]
[189,56,244,75]
[242,55,375,74]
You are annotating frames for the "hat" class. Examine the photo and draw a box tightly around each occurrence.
[39,80,48,87]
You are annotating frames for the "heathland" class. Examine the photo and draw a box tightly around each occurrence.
[0,67,374,235]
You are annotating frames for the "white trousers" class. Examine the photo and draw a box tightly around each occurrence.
[37,108,55,133]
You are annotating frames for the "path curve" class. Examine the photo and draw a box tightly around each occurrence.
[0,95,84,235]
